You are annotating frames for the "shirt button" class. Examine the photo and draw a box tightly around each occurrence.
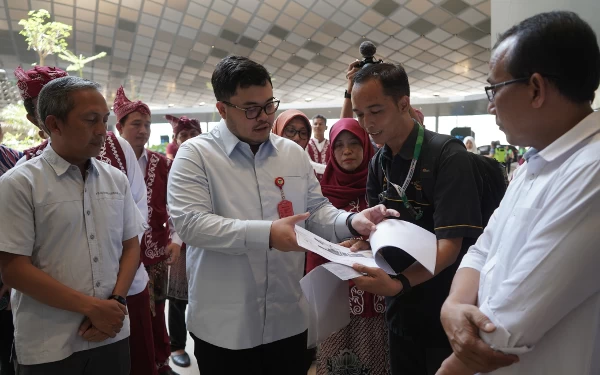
[93,256,98,263]
[87,210,91,215]
[90,234,95,240]
[95,281,100,287]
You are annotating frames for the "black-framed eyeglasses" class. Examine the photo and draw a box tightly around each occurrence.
[283,126,309,140]
[221,99,280,119]
[484,77,529,102]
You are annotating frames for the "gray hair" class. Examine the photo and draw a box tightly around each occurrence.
[36,76,102,134]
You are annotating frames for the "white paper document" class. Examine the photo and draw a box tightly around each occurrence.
[369,219,437,274]
[295,219,437,278]
[300,265,350,348]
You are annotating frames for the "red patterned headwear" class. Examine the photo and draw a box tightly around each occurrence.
[165,115,201,137]
[113,86,151,122]
[14,66,68,100]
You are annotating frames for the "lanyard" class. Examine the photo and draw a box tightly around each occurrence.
[381,121,424,220]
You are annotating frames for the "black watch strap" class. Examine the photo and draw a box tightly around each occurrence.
[344,90,351,99]
[391,273,411,296]
[346,213,361,237]
[109,294,127,306]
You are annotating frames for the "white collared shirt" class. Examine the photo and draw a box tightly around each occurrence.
[313,138,328,153]
[14,137,150,296]
[460,111,600,374]
[0,145,147,365]
[168,120,352,350]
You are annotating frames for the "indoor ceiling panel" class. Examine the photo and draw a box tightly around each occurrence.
[0,0,491,107]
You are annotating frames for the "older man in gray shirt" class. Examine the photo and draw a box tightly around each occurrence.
[0,76,146,375]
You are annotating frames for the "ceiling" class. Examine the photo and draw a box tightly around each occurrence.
[0,0,492,109]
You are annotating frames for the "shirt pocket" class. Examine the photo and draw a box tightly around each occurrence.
[95,197,126,264]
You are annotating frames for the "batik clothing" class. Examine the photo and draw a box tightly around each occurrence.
[138,149,175,374]
[317,315,390,375]
[307,119,389,375]
[0,145,22,177]
[307,139,330,180]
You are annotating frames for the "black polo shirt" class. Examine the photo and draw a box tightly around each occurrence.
[366,122,483,346]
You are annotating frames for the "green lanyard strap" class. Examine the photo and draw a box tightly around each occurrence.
[381,121,424,220]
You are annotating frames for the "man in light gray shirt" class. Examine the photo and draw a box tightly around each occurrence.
[0,76,146,375]
[168,55,397,375]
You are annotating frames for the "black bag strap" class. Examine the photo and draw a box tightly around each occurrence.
[419,133,463,204]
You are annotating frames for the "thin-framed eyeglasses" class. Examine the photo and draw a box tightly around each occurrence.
[283,126,309,140]
[484,77,529,102]
[221,99,280,119]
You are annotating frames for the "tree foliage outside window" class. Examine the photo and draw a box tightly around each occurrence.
[58,50,107,77]
[18,9,72,66]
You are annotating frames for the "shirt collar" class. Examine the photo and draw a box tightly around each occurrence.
[382,121,419,161]
[42,144,99,177]
[538,111,600,162]
[219,119,279,157]
[138,148,148,162]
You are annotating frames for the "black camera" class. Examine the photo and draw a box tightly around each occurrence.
[358,41,383,68]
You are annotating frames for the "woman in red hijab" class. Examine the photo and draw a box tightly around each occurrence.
[307,118,390,375]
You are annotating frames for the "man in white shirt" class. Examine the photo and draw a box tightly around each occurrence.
[0,76,147,374]
[167,55,397,375]
[438,11,600,375]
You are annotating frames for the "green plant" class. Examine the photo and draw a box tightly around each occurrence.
[19,9,72,66]
[148,143,166,155]
[58,50,107,77]
[0,103,36,134]
[2,132,40,151]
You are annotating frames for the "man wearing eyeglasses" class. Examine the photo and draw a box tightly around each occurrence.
[166,55,398,375]
[438,11,600,375]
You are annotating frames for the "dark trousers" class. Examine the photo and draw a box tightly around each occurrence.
[191,330,307,375]
[0,310,14,375]
[14,338,130,375]
[167,298,188,352]
[389,329,452,375]
[127,288,157,375]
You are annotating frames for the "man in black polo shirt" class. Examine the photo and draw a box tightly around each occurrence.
[347,63,483,375]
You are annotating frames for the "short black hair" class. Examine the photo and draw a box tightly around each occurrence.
[312,114,327,124]
[211,55,272,102]
[353,63,410,102]
[23,98,36,118]
[495,11,600,103]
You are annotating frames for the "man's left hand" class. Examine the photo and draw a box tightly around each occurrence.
[166,243,181,265]
[352,264,402,296]
[79,317,110,342]
[351,205,400,236]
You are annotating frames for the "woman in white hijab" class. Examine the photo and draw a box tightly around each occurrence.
[463,136,479,154]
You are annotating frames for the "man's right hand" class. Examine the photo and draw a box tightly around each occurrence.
[83,298,127,337]
[346,61,361,91]
[440,300,519,373]
[269,212,310,252]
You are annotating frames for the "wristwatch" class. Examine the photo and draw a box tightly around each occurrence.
[346,213,361,237]
[391,273,411,296]
[344,90,351,99]
[109,294,127,306]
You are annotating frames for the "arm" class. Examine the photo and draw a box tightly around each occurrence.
[110,236,141,297]
[401,237,463,288]
[0,252,98,316]
[167,144,272,254]
[341,61,360,118]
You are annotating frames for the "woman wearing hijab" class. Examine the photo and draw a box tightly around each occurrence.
[307,118,390,375]
[463,136,479,154]
[273,110,327,176]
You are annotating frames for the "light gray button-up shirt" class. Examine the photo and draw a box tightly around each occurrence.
[168,120,352,350]
[0,145,146,365]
